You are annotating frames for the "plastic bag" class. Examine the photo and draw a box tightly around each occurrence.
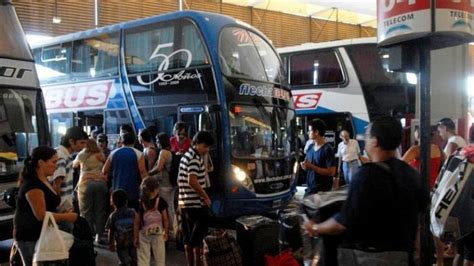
[33,212,74,262]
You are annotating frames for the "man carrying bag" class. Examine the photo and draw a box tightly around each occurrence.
[303,117,429,266]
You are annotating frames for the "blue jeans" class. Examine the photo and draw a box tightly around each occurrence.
[342,160,360,184]
[15,240,36,266]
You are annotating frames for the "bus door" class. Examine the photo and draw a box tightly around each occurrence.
[297,112,355,185]
[177,104,223,194]
[300,112,356,149]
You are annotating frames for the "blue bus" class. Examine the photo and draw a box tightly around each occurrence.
[278,38,416,151]
[32,11,297,217]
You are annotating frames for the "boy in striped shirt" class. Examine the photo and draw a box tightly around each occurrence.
[178,131,214,266]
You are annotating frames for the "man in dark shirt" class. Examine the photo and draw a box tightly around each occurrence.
[304,117,429,264]
[303,119,336,195]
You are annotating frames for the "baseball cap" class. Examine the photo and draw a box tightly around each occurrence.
[438,118,455,130]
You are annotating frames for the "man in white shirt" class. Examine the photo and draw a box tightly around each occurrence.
[336,130,361,184]
[437,118,467,157]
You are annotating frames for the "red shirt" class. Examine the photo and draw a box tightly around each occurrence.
[170,136,192,154]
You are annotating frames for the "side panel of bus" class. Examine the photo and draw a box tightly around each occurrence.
[281,46,370,147]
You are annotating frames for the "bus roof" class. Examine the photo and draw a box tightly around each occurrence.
[276,37,376,54]
[31,10,250,48]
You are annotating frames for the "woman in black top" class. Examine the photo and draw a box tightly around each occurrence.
[14,146,78,266]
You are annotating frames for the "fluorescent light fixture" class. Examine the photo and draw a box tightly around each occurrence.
[53,0,61,23]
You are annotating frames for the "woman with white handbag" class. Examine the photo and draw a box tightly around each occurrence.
[14,146,78,266]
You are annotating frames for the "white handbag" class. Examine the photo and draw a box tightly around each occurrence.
[33,211,74,262]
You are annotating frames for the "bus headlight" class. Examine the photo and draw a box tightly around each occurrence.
[233,166,246,182]
[232,165,254,192]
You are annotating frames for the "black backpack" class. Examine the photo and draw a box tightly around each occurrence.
[70,216,96,266]
[168,152,182,186]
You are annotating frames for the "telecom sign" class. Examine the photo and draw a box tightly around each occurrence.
[436,0,474,35]
[378,0,432,46]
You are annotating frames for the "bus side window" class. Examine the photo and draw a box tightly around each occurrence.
[289,50,344,86]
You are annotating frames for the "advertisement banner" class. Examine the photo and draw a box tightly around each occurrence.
[436,0,474,35]
[378,0,432,45]
[43,80,113,113]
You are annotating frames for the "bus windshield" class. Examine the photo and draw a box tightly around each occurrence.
[0,88,41,179]
[230,104,294,159]
[219,27,282,83]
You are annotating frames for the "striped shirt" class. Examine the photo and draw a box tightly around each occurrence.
[50,145,74,205]
[178,147,206,208]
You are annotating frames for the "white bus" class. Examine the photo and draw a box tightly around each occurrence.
[278,37,417,150]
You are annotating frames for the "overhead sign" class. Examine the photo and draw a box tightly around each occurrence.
[436,0,474,35]
[43,80,113,113]
[378,0,432,46]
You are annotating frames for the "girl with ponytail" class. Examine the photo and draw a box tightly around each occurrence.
[14,146,78,266]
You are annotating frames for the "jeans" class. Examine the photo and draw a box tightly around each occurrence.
[159,186,175,239]
[77,179,108,236]
[137,231,165,266]
[117,246,137,266]
[342,160,360,184]
[15,240,36,266]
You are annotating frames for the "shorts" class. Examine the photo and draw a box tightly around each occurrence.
[457,232,474,261]
[181,207,209,247]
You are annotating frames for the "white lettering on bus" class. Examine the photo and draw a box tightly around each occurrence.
[43,81,112,111]
[239,83,290,101]
[137,42,201,86]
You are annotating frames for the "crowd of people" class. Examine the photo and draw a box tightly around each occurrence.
[300,116,472,266]
[13,121,215,266]
[12,115,474,266]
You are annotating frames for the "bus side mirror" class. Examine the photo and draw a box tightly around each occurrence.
[199,112,212,132]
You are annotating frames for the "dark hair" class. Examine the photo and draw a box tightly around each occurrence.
[438,117,456,131]
[21,146,57,181]
[157,132,171,150]
[60,126,88,147]
[140,177,159,210]
[97,133,108,143]
[121,132,135,146]
[173,122,188,134]
[147,126,158,142]
[192,131,214,146]
[120,124,134,134]
[139,129,153,143]
[309,119,327,137]
[111,189,128,208]
[369,116,402,151]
